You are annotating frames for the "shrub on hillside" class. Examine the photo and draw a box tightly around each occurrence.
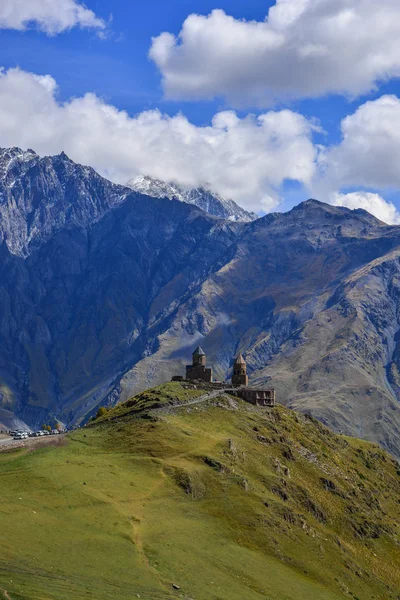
[95,406,109,419]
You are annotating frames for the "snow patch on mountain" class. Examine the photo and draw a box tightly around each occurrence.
[128,175,257,223]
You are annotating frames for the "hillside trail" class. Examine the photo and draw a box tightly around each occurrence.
[116,463,175,597]
[0,586,12,600]
[126,390,236,593]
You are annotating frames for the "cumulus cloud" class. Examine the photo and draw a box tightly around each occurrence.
[320,96,400,191]
[0,67,318,212]
[150,1,400,107]
[307,94,400,224]
[331,192,400,225]
[0,0,105,34]
[1,68,399,220]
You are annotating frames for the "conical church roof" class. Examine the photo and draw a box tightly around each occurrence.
[234,353,246,365]
[193,346,206,356]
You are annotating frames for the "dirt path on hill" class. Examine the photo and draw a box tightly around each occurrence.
[124,394,233,595]
[112,462,175,596]
[0,586,12,600]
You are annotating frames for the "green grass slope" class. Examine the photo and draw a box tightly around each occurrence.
[1,383,400,600]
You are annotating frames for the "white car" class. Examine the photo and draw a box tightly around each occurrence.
[13,432,28,440]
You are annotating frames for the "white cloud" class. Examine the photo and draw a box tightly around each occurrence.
[331,192,400,225]
[150,1,400,107]
[1,69,399,220]
[0,0,105,34]
[310,95,400,223]
[0,67,318,212]
[320,96,400,191]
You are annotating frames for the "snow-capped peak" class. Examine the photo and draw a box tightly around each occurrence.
[0,147,37,181]
[128,175,187,203]
[127,175,257,223]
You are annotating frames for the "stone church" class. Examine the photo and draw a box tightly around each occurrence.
[182,346,275,407]
[185,346,212,382]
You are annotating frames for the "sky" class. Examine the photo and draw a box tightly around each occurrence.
[1,0,400,221]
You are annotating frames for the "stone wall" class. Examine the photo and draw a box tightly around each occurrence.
[185,365,212,383]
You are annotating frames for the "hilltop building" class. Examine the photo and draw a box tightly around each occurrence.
[238,388,275,407]
[174,347,275,407]
[186,346,212,383]
[232,353,248,386]
[231,353,275,406]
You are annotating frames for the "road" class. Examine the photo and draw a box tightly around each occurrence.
[0,435,13,448]
[0,434,66,453]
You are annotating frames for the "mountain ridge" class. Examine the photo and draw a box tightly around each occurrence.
[0,147,130,257]
[128,174,258,222]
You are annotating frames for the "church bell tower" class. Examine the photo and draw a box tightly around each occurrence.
[232,353,248,387]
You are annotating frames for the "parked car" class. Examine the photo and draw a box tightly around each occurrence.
[13,432,28,440]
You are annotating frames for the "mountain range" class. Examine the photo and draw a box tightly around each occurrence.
[2,148,400,459]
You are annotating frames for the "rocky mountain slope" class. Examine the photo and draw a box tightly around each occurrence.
[0,147,128,257]
[120,201,400,457]
[2,148,400,458]
[0,148,241,428]
[128,174,257,222]
[2,384,400,600]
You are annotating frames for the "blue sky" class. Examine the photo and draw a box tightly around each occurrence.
[3,0,397,130]
[1,0,400,221]
[1,0,284,119]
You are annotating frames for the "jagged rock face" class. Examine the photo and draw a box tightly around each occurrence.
[0,147,128,257]
[3,148,400,457]
[128,175,257,223]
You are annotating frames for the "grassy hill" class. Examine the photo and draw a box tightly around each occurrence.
[1,382,400,600]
